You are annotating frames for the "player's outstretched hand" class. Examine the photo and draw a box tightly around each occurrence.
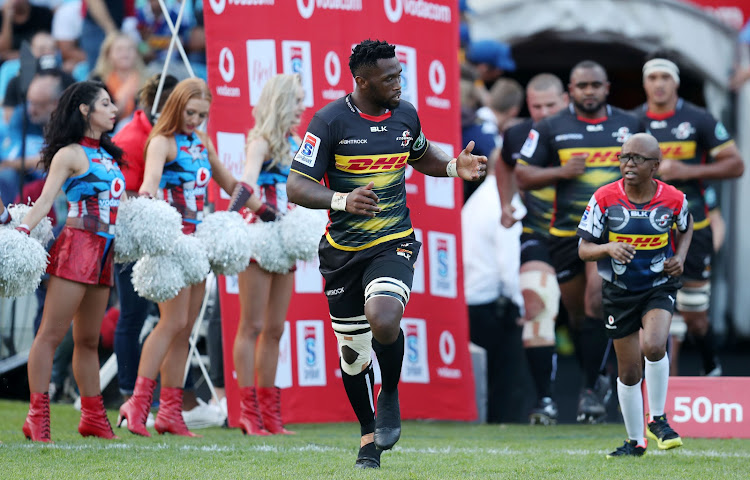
[456,141,487,181]
[663,253,685,277]
[608,242,635,263]
[347,182,381,218]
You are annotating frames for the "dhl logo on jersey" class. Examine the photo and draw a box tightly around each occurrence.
[558,147,621,167]
[608,232,669,250]
[658,141,697,160]
[335,153,409,173]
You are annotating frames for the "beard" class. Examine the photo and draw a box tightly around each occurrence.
[574,98,605,115]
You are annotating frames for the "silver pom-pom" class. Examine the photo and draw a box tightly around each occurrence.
[173,235,210,286]
[4,203,54,246]
[278,206,327,262]
[247,221,295,274]
[115,197,183,263]
[194,211,253,275]
[0,228,49,297]
[131,254,186,303]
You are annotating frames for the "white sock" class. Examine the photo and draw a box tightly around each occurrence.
[645,353,669,418]
[617,377,644,444]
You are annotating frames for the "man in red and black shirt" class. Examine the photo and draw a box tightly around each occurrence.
[636,56,744,376]
[518,60,642,423]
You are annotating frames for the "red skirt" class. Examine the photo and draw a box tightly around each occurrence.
[47,226,115,287]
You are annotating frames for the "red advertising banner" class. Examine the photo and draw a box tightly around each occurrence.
[203,1,477,426]
[682,0,750,30]
[644,377,750,438]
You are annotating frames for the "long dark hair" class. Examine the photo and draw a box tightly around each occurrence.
[41,80,124,171]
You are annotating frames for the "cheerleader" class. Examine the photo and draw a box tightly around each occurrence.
[19,81,123,442]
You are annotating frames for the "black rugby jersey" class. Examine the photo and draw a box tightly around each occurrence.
[635,98,735,231]
[291,95,429,251]
[501,118,555,237]
[519,104,642,236]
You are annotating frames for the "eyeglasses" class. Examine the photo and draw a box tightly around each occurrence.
[617,153,659,165]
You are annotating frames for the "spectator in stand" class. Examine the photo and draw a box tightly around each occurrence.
[0,0,53,61]
[476,78,524,145]
[81,0,136,71]
[91,32,145,125]
[0,68,71,202]
[460,77,497,202]
[465,40,516,90]
[137,0,196,80]
[51,0,87,78]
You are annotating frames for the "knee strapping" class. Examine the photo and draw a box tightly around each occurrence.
[676,283,711,312]
[519,270,560,343]
[331,314,373,376]
[364,277,410,311]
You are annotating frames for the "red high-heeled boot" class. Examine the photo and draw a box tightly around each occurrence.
[23,392,52,442]
[154,387,201,437]
[257,386,295,435]
[238,386,269,436]
[79,395,118,439]
[117,376,156,437]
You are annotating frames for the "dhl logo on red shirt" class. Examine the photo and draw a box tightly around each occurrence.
[658,141,697,160]
[558,147,621,167]
[335,153,409,173]
[608,232,669,250]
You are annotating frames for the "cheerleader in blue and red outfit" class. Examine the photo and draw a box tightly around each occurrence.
[18,81,123,442]
[118,78,259,438]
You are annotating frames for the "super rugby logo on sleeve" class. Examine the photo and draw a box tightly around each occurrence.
[520,129,539,157]
[295,132,320,167]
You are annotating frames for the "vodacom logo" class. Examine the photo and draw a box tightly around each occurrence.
[209,0,226,15]
[219,47,235,83]
[297,0,314,18]
[428,59,445,95]
[324,51,340,86]
[384,0,403,22]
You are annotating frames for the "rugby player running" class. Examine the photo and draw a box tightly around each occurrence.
[636,56,743,376]
[287,39,486,469]
[516,61,642,423]
[496,73,569,425]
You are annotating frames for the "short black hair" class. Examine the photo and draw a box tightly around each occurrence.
[349,39,396,77]
[569,60,607,82]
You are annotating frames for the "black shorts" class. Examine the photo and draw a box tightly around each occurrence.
[682,226,713,282]
[520,231,553,265]
[548,235,584,283]
[601,280,680,339]
[319,235,421,318]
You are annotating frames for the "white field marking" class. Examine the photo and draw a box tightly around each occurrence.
[8,443,750,459]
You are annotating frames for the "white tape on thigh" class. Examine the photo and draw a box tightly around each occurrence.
[519,270,560,343]
[331,314,373,376]
[364,277,411,311]
[676,283,711,312]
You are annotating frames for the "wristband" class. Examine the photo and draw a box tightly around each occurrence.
[256,203,278,222]
[331,192,348,211]
[16,223,30,235]
[228,181,254,212]
[0,208,9,225]
[446,159,458,178]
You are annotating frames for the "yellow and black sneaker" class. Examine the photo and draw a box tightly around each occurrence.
[647,414,683,450]
[606,439,647,458]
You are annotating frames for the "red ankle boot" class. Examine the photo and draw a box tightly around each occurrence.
[23,392,52,442]
[154,387,201,437]
[79,395,118,439]
[118,376,156,437]
[257,386,295,435]
[238,386,269,436]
